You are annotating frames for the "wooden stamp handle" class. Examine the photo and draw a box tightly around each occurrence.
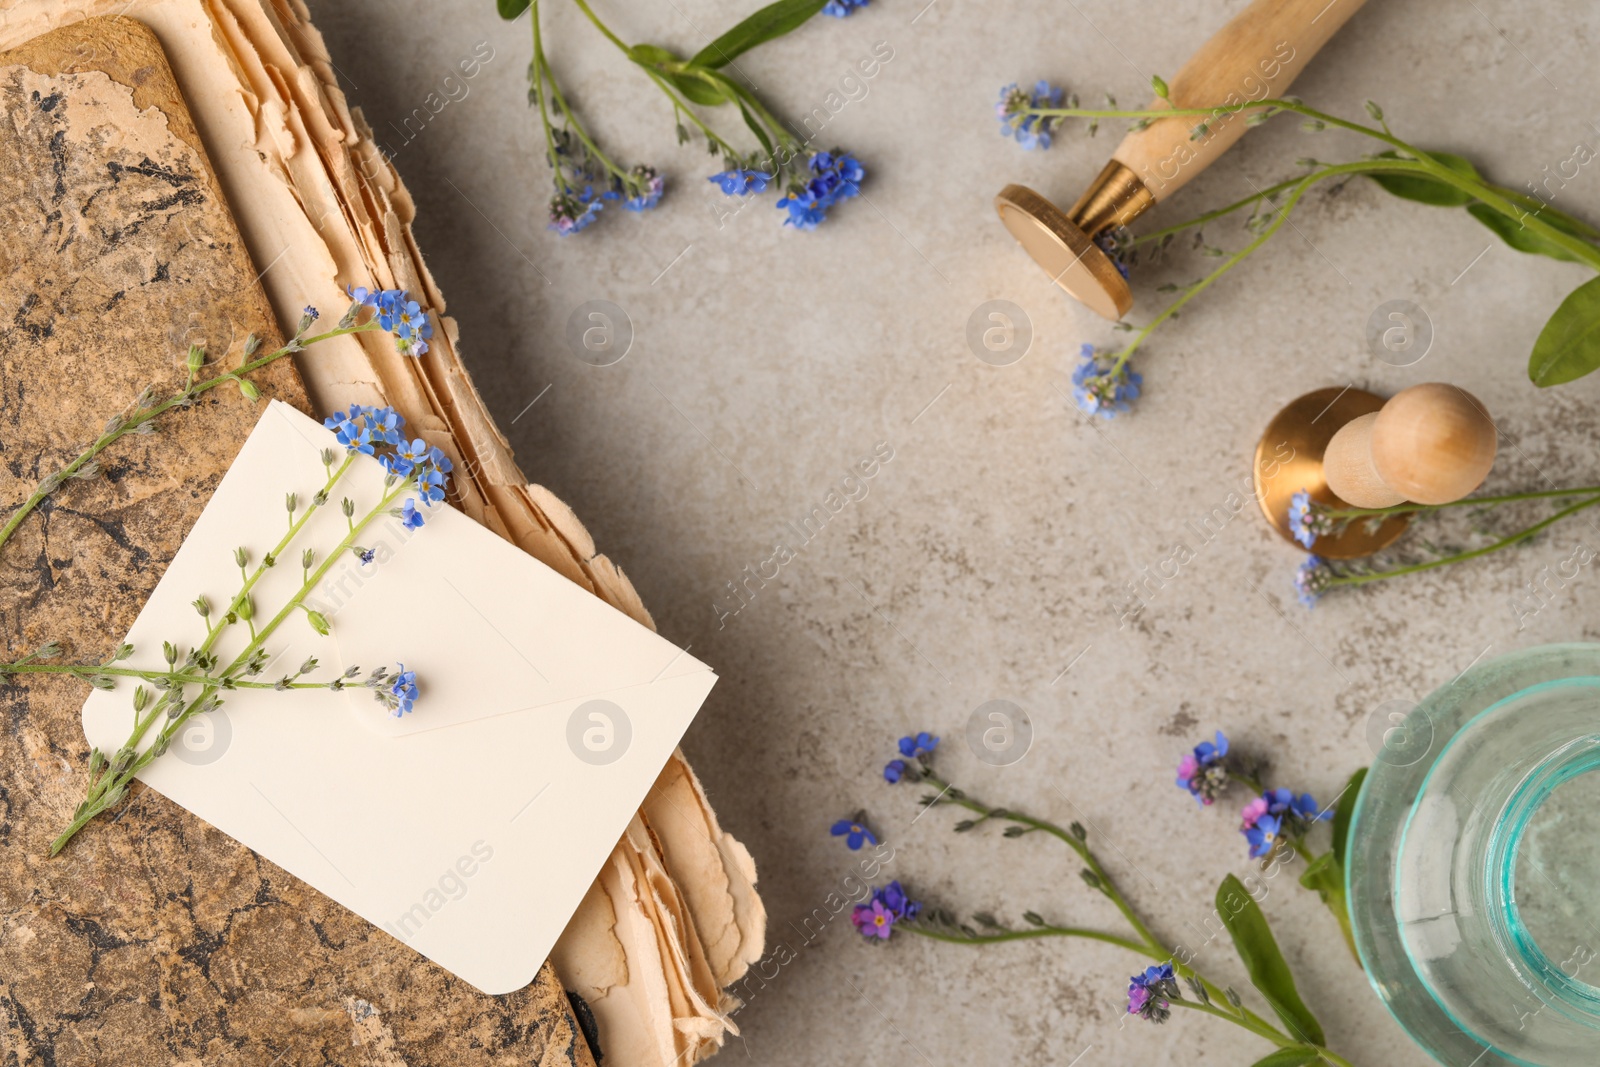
[1113,0,1368,202]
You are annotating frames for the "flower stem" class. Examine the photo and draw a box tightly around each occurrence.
[48,455,413,855]
[910,770,1338,1053]
[1028,97,1600,271]
[531,4,640,192]
[1106,159,1423,377]
[901,922,1149,954]
[563,0,744,162]
[918,771,1163,951]
[1330,494,1600,589]
[0,323,377,561]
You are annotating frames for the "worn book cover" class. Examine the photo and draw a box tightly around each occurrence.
[0,18,592,1066]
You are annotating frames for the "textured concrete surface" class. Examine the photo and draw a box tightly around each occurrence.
[313,1,1600,1063]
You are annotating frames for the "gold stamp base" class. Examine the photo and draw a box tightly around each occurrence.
[1254,387,1410,560]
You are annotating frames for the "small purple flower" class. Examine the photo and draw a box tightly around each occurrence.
[388,664,419,716]
[550,186,603,236]
[875,881,920,921]
[776,188,829,230]
[1240,788,1326,857]
[399,498,425,531]
[823,0,868,15]
[1295,555,1334,608]
[852,898,896,940]
[998,80,1067,150]
[302,305,319,322]
[898,732,939,759]
[624,166,665,211]
[883,758,909,783]
[709,168,773,196]
[1072,344,1142,419]
[1127,962,1180,1023]
[1288,489,1334,550]
[358,548,377,566]
[1176,730,1230,806]
[1243,812,1283,859]
[831,818,877,850]
[1254,787,1331,825]
[776,151,865,230]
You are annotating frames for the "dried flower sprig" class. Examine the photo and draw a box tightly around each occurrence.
[998,80,1600,412]
[1287,486,1600,607]
[506,0,869,234]
[0,289,434,562]
[2,402,450,855]
[839,731,1360,1065]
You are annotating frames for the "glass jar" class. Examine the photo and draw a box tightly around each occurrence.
[1348,643,1600,1066]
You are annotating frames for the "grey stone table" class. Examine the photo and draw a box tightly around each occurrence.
[313,1,1600,1063]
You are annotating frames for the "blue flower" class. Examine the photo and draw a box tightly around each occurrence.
[358,548,376,565]
[875,880,919,921]
[1243,812,1282,859]
[1071,344,1142,419]
[1287,489,1337,551]
[776,189,830,230]
[1176,730,1230,806]
[883,758,909,783]
[399,498,425,531]
[898,731,939,759]
[325,404,408,455]
[1254,787,1331,825]
[621,166,665,211]
[1295,555,1334,608]
[550,186,604,236]
[1093,228,1133,279]
[709,168,773,196]
[831,818,877,850]
[1127,962,1180,1023]
[388,664,419,716]
[302,305,319,321]
[415,465,449,505]
[331,418,373,455]
[998,80,1067,150]
[823,0,867,15]
[343,287,432,357]
[776,151,865,229]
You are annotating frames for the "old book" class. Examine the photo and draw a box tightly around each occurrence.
[0,6,762,1065]
[0,18,586,1067]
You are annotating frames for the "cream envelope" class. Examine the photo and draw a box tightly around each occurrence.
[81,400,715,994]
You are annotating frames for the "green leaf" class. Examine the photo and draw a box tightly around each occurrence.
[1250,1050,1320,1067]
[1215,874,1326,1046]
[671,70,727,108]
[738,102,774,157]
[628,43,682,69]
[1367,150,1479,206]
[1468,203,1584,263]
[1530,274,1600,386]
[496,0,531,18]
[690,0,828,69]
[1332,767,1366,871]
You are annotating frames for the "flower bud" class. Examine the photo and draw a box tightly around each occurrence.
[1150,74,1170,100]
[237,378,260,401]
[186,345,205,372]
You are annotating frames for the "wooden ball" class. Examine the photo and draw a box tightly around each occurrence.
[1323,413,1407,508]
[1371,384,1497,505]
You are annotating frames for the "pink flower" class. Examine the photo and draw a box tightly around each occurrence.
[1240,796,1269,829]
[852,899,896,941]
